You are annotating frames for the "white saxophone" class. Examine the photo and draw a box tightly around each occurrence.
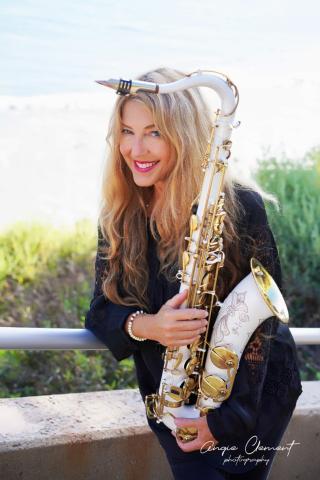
[97,71,289,443]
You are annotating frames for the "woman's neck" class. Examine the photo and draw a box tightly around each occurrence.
[144,183,164,218]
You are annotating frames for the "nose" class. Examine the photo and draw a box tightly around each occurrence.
[131,136,148,158]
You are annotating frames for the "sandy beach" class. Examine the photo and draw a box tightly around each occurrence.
[0,93,113,230]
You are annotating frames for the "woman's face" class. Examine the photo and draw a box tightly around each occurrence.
[119,99,175,195]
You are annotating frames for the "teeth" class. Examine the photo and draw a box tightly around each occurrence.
[136,161,157,169]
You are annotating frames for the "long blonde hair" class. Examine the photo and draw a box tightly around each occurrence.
[98,67,265,310]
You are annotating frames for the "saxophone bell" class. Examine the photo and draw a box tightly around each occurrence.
[251,258,289,324]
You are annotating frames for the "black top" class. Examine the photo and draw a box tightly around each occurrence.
[85,188,302,469]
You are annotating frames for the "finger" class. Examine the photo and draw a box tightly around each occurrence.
[165,289,188,309]
[176,438,202,453]
[174,419,202,452]
[168,336,201,347]
[170,328,205,340]
[171,308,208,321]
[173,319,208,331]
[174,417,200,428]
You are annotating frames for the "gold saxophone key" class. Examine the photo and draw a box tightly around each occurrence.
[210,346,238,370]
[176,427,198,443]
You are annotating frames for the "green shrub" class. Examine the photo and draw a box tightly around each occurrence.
[0,219,96,287]
[0,219,137,397]
[255,148,319,328]
[0,350,137,398]
[255,148,320,380]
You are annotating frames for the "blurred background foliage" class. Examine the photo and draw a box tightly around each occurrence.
[255,147,320,381]
[0,151,319,397]
[0,220,138,397]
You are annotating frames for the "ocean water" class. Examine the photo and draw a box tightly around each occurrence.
[0,0,319,229]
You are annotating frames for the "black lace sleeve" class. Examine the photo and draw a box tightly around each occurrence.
[241,191,280,382]
[85,226,140,361]
[245,190,282,289]
[206,190,281,443]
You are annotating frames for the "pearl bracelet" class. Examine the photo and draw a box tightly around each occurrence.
[127,310,147,341]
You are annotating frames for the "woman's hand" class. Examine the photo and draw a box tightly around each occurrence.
[148,289,208,347]
[171,416,219,453]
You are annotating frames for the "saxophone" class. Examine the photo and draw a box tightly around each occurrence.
[97,71,289,443]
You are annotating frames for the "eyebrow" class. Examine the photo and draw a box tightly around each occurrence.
[121,122,156,130]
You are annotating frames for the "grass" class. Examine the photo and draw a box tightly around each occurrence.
[0,219,97,287]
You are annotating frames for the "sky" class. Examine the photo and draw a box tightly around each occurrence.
[1,0,319,95]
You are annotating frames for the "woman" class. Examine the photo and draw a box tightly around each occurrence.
[85,67,303,479]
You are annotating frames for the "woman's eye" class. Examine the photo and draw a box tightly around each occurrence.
[150,130,161,137]
[121,128,133,135]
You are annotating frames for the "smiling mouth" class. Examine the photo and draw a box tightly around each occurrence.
[134,161,159,173]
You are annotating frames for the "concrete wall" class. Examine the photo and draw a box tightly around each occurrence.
[269,381,320,480]
[0,382,319,480]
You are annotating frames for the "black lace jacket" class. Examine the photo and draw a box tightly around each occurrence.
[85,188,303,449]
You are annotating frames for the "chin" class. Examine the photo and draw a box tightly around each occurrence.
[132,173,157,187]
[133,178,155,188]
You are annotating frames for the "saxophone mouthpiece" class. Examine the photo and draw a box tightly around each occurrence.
[95,79,119,90]
[95,78,159,96]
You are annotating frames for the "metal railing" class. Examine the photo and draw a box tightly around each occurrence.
[0,327,319,350]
